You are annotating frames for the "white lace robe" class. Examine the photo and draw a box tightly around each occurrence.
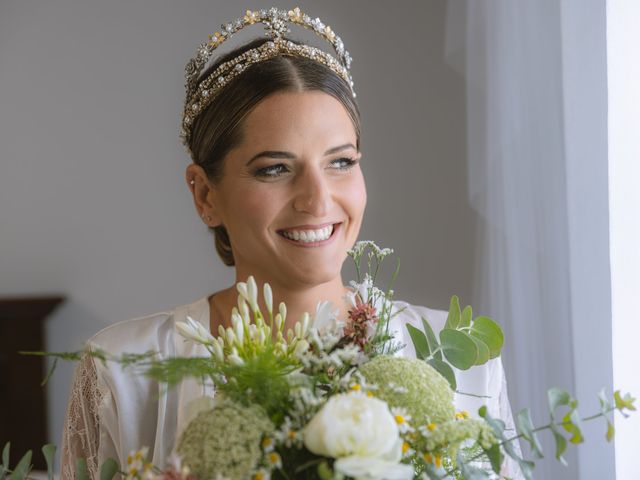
[60,296,523,479]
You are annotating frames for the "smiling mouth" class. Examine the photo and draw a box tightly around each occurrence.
[277,223,341,244]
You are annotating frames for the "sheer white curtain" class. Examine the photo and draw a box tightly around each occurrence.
[444,1,613,479]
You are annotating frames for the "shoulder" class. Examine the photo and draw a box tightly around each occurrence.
[86,295,209,357]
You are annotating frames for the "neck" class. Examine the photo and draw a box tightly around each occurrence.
[208,274,351,334]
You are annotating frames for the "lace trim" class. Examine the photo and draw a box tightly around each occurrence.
[60,353,104,480]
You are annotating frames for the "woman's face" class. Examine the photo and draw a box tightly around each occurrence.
[206,90,366,289]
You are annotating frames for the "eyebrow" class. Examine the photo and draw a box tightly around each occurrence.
[246,143,357,166]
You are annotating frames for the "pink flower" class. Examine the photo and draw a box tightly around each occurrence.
[343,295,378,349]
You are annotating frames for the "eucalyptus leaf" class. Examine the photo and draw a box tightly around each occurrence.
[548,387,573,421]
[598,388,611,413]
[614,390,636,415]
[470,316,504,358]
[516,459,535,480]
[457,451,491,479]
[445,295,461,330]
[421,462,442,479]
[100,458,120,480]
[606,420,615,442]
[41,444,56,480]
[406,324,430,360]
[482,443,503,474]
[427,357,457,390]
[562,409,584,444]
[440,329,478,370]
[76,458,90,480]
[1,442,9,475]
[549,423,568,466]
[461,305,472,329]
[421,317,442,361]
[516,408,543,458]
[479,406,506,439]
[470,335,490,366]
[10,450,32,480]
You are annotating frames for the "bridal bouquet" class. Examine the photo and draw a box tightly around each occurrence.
[4,242,635,480]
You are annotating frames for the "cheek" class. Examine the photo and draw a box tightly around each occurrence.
[229,185,282,229]
[344,172,367,218]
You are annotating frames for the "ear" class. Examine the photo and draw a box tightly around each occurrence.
[185,164,223,227]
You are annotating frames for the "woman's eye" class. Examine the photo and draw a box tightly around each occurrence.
[330,157,358,170]
[254,163,289,178]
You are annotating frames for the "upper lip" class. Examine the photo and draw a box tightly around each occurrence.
[278,222,340,232]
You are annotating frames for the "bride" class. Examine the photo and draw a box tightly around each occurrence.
[60,7,520,479]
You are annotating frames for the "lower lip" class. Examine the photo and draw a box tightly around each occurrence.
[278,223,341,247]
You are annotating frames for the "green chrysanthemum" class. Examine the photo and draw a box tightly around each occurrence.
[177,399,274,479]
[358,355,455,425]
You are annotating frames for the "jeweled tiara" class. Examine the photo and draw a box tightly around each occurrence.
[180,7,356,154]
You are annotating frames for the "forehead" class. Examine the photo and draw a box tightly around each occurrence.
[239,90,357,149]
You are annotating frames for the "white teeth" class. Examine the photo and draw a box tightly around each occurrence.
[282,225,334,243]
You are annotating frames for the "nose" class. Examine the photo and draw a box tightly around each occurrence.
[293,166,331,217]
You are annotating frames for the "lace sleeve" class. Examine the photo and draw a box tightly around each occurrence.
[60,353,104,480]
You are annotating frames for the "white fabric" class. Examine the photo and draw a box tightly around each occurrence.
[60,296,522,479]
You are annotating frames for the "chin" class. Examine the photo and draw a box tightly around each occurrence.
[288,262,342,287]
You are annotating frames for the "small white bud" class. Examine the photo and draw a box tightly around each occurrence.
[294,339,310,356]
[228,348,244,366]
[263,283,273,315]
[226,327,236,345]
[294,322,302,339]
[247,276,258,311]
[212,340,224,362]
[236,282,249,303]
[231,311,243,330]
[279,302,287,321]
[234,320,244,345]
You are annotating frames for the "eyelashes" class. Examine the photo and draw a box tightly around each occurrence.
[253,157,359,179]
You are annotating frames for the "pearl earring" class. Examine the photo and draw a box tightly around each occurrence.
[190,180,195,185]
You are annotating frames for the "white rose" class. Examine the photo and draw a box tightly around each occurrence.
[303,393,413,480]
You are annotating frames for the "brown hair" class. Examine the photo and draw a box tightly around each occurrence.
[188,37,362,266]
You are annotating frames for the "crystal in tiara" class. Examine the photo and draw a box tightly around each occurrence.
[180,7,356,152]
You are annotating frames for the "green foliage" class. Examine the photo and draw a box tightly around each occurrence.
[516,409,543,459]
[469,316,504,359]
[10,450,32,480]
[216,346,299,423]
[41,444,56,480]
[100,458,120,480]
[76,458,90,480]
[440,329,477,370]
[1,442,9,477]
[427,358,457,391]
[479,406,534,479]
[457,451,491,479]
[406,296,504,390]
[143,356,217,386]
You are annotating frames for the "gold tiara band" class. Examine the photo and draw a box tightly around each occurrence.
[180,7,355,154]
